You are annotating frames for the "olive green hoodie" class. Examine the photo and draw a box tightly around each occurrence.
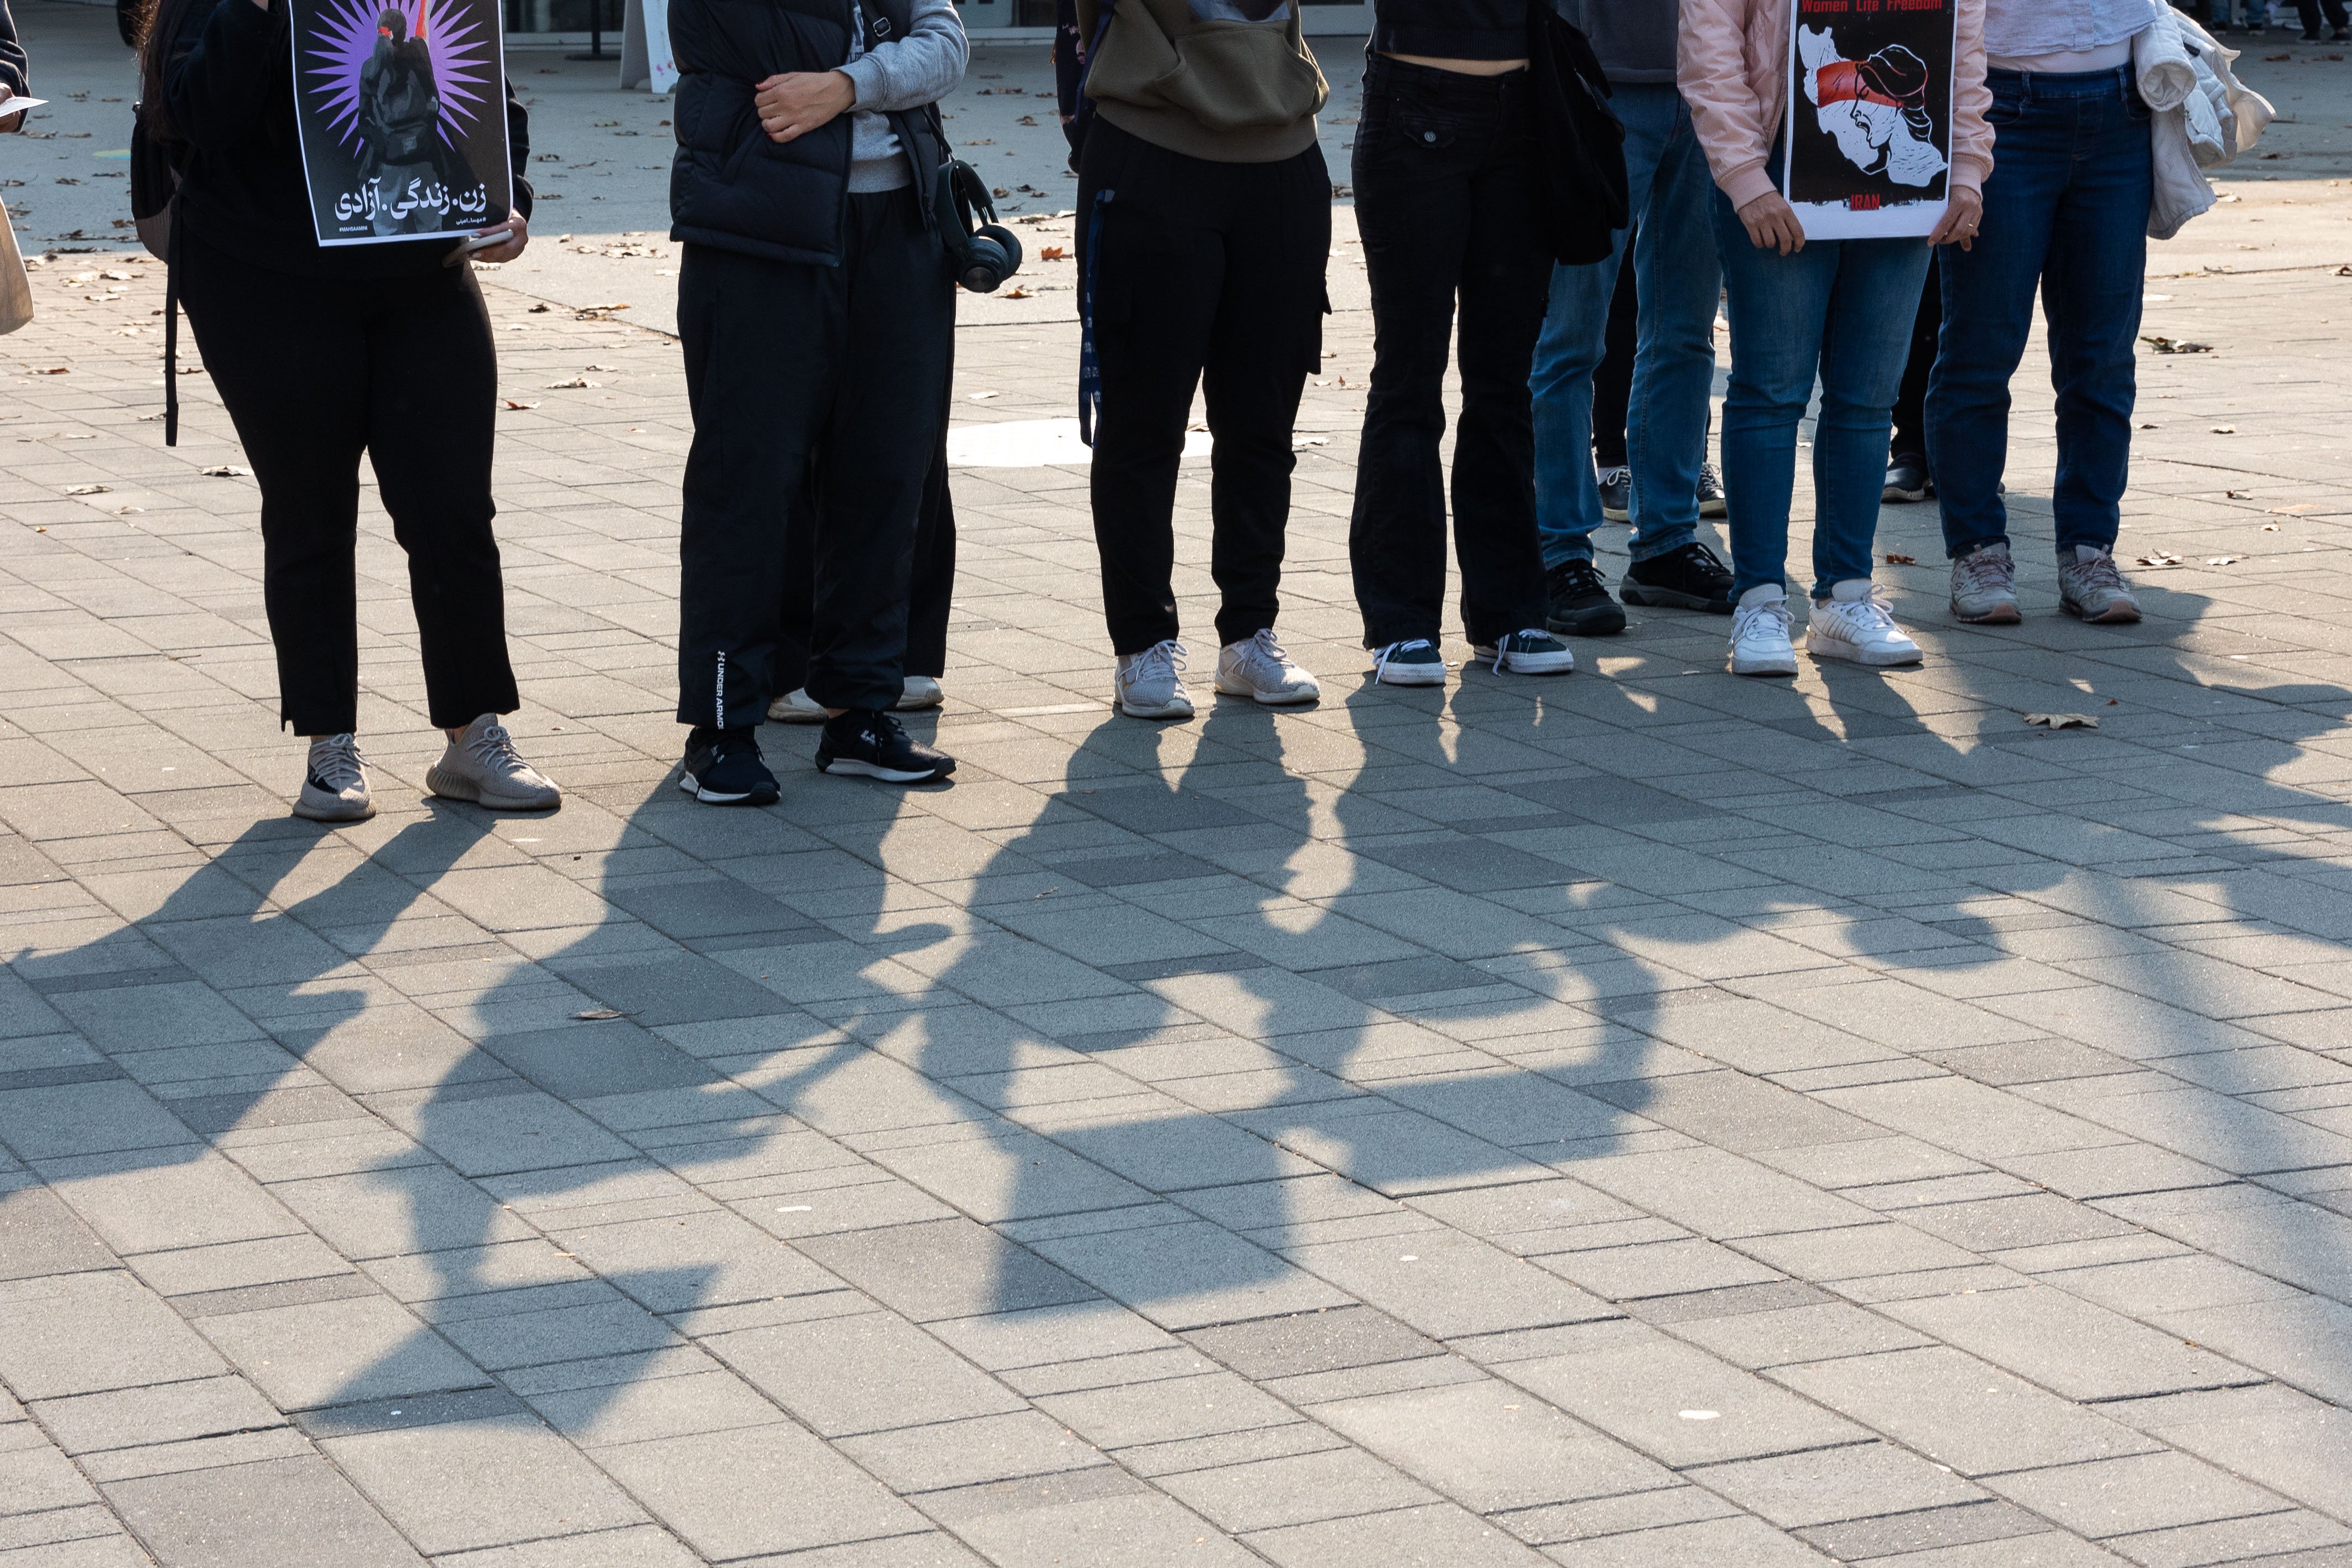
[1075,0,1326,163]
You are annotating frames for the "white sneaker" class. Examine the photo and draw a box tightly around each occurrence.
[1474,629,1575,676]
[1807,579,1924,666]
[1215,628,1319,706]
[1115,639,1194,719]
[768,687,827,724]
[1371,638,1448,686]
[294,733,374,822]
[897,675,944,711]
[1729,584,1798,677]
[426,715,563,810]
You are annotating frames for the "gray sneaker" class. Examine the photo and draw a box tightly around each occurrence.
[1596,465,1632,522]
[426,716,563,811]
[2057,544,2142,624]
[1949,541,2021,624]
[294,733,373,823]
[1115,639,1195,720]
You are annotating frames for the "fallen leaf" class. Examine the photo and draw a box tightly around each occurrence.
[585,363,619,372]
[501,399,540,410]
[2226,489,2248,498]
[29,366,69,375]
[2141,335,2213,354]
[528,303,552,312]
[200,464,252,477]
[2138,422,2158,430]
[2262,523,2281,531]
[2211,426,2237,434]
[1882,552,1917,565]
[2023,712,2099,730]
[544,376,599,389]
[2137,551,2183,566]
[574,1008,628,1021]
[2268,503,2323,514]
[1039,245,1066,261]
[968,390,1000,400]
[2207,555,2240,565]
[1292,436,1329,449]
[1002,286,1033,299]
[65,483,110,496]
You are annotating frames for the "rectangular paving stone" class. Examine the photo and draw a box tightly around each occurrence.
[1030,1220,1351,1330]
[0,1081,197,1161]
[592,1423,930,1560]
[835,1410,1113,1493]
[1246,1501,1554,1567]
[794,1217,1100,1323]
[194,1294,488,1410]
[1988,1451,2296,1539]
[1501,1333,1870,1467]
[320,1414,648,1556]
[100,1454,424,1568]
[1281,1230,1617,1339]
[1881,1286,2247,1403]
[705,1311,1026,1437]
[1768,1346,2158,1476]
[1154,1446,1440,1534]
[0,1185,117,1282]
[1688,1440,1989,1528]
[40,1150,302,1256]
[0,1272,228,1400]
[31,1377,285,1457]
[1309,1379,1675,1513]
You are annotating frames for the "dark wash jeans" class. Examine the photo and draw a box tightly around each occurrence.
[1927,67,2152,560]
[1349,54,1553,649]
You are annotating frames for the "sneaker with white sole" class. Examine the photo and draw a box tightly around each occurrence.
[1807,579,1924,666]
[1729,584,1798,676]
[2057,544,2142,624]
[1215,628,1319,706]
[898,675,944,711]
[1115,639,1195,719]
[1697,461,1728,518]
[768,687,826,723]
[1949,540,2021,624]
[1474,629,1575,675]
[1371,638,1448,686]
[294,733,374,822]
[816,709,955,784]
[1596,465,1632,522]
[426,715,563,811]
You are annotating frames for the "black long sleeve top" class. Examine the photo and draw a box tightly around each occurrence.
[159,0,532,277]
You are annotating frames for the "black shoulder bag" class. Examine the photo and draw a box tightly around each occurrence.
[1527,0,1629,267]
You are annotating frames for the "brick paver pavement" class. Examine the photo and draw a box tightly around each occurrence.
[9,16,2352,1567]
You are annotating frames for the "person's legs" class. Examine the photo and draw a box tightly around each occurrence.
[1888,251,1940,469]
[176,237,373,738]
[676,242,832,732]
[1201,142,1330,650]
[365,266,521,731]
[1349,55,1479,648]
[1590,253,1636,473]
[1449,74,1555,647]
[1531,81,1677,568]
[1711,189,1838,602]
[1927,72,2063,559]
[2041,74,2152,558]
[1081,121,1227,655]
[1809,238,1933,598]
[806,189,954,713]
[1621,89,1722,565]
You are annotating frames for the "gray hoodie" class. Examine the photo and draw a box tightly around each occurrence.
[1556,0,1678,86]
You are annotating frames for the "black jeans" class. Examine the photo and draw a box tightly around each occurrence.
[2296,0,2348,27]
[1078,118,1331,654]
[1349,54,1553,648]
[177,230,519,736]
[676,189,953,725]
[1890,249,1941,462]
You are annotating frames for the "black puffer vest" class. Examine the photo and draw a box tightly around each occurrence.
[669,0,940,265]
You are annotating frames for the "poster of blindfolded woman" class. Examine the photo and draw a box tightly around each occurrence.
[1782,0,1955,238]
[288,0,511,244]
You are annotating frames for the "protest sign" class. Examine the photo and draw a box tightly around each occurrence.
[1783,0,1957,239]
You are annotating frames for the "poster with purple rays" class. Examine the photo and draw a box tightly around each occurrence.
[290,0,510,246]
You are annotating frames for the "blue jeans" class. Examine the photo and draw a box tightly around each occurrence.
[1529,84,1721,567]
[1712,188,1929,602]
[1927,68,2151,560]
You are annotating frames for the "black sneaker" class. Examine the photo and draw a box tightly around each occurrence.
[679,726,780,806]
[1544,558,1627,637]
[2303,26,2323,39]
[1884,453,1933,503]
[1620,541,1735,614]
[817,709,956,784]
[2334,24,2349,39]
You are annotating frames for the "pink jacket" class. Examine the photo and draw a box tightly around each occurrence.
[1678,0,1992,211]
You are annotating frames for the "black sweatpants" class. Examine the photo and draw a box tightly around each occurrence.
[676,189,953,724]
[1349,55,1553,649]
[773,362,958,694]
[1592,248,1637,470]
[176,230,519,736]
[1077,118,1331,655]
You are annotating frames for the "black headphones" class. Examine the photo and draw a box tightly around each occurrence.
[936,159,1023,295]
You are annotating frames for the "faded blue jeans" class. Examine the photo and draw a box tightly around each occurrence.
[1529,84,1721,567]
[1712,187,1930,602]
[1927,67,2152,560]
